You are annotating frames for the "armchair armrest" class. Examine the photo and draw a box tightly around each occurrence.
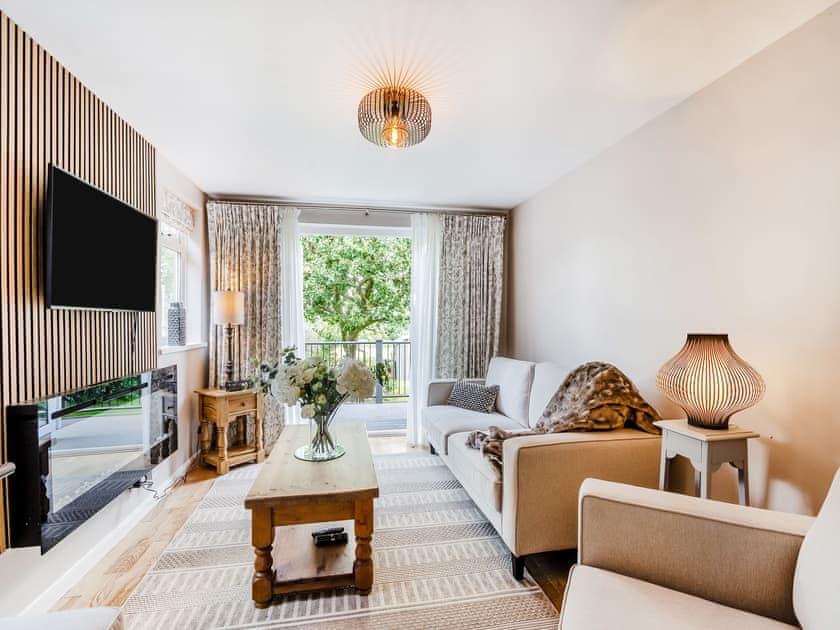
[425,378,484,407]
[577,478,814,625]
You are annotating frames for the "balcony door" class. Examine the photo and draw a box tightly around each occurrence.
[299,222,412,435]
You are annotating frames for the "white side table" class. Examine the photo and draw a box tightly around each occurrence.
[655,419,759,505]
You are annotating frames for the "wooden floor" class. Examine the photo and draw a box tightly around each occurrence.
[51,434,572,612]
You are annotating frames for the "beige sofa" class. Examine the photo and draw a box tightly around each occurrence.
[423,357,662,578]
[559,470,840,629]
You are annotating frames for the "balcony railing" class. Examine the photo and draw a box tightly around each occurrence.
[304,340,410,403]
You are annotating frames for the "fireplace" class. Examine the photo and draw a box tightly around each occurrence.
[6,366,178,553]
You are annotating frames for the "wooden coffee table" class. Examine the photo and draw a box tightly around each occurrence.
[244,422,379,608]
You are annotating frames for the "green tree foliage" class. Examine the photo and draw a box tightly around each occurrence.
[303,235,411,343]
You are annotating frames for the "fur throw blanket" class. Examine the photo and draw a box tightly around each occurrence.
[466,362,661,474]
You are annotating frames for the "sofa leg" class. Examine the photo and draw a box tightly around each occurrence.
[511,553,525,580]
[429,443,437,455]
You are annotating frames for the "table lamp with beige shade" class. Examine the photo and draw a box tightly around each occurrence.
[213,290,245,387]
[656,333,766,429]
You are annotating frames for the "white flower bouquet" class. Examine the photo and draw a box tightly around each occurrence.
[276,347,386,461]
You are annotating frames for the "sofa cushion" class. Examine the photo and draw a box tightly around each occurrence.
[485,357,535,426]
[794,467,840,629]
[528,362,572,427]
[560,565,796,630]
[423,405,520,454]
[447,431,505,512]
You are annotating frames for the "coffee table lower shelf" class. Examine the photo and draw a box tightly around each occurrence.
[250,497,374,608]
[271,520,357,596]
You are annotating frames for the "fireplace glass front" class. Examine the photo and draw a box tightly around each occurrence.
[7,366,178,552]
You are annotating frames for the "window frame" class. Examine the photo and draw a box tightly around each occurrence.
[158,222,187,344]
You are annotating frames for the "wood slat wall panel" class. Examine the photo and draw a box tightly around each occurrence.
[0,12,158,552]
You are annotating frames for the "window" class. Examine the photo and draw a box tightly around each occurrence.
[158,191,196,346]
[159,221,185,341]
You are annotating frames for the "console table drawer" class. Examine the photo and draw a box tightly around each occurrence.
[227,393,257,414]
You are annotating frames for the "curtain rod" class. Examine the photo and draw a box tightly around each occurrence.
[205,196,509,217]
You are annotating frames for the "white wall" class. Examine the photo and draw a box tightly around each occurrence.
[509,6,840,516]
[155,153,209,480]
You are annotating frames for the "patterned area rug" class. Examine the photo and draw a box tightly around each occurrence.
[121,452,559,629]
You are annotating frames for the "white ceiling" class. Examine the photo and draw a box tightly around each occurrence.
[3,1,836,209]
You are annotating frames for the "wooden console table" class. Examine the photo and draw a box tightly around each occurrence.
[244,422,379,608]
[655,419,758,505]
[195,388,265,475]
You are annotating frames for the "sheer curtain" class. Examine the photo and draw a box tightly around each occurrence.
[281,207,305,424]
[408,213,442,446]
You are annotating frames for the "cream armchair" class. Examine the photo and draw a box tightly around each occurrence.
[559,471,840,629]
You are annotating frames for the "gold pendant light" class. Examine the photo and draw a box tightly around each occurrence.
[358,87,431,149]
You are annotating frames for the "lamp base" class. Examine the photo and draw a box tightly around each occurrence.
[687,417,731,430]
[223,322,235,386]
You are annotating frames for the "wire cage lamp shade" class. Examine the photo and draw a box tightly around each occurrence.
[656,333,765,430]
[358,87,431,149]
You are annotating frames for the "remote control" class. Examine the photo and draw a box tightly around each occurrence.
[311,526,345,538]
[314,532,349,547]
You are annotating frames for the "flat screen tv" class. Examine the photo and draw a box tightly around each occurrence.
[46,165,157,311]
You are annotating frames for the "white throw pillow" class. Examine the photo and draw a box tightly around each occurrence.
[484,357,534,425]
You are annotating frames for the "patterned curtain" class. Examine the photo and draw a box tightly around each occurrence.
[436,214,506,379]
[207,202,288,449]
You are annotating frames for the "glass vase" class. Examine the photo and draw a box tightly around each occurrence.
[294,408,346,462]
